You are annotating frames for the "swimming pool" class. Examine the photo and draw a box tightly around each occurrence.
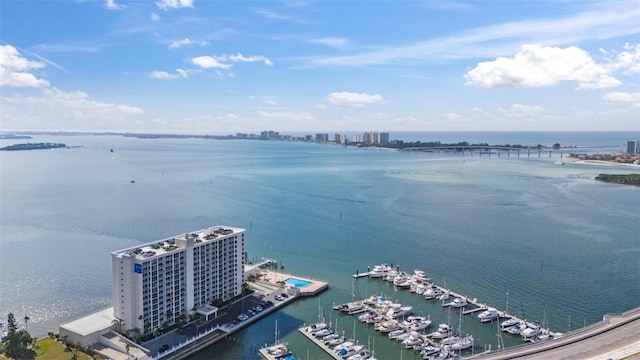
[284,277,312,288]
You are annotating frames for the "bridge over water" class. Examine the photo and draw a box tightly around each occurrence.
[402,146,578,158]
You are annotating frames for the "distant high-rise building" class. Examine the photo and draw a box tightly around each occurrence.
[380,132,389,145]
[315,133,329,143]
[623,140,639,154]
[111,226,245,333]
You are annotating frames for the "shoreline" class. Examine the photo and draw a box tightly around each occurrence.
[567,158,640,169]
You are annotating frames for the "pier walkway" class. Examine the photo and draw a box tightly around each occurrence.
[469,307,640,359]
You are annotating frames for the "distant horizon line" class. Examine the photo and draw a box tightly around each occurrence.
[2,129,639,136]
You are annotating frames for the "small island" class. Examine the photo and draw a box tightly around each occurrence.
[595,174,640,186]
[0,142,67,151]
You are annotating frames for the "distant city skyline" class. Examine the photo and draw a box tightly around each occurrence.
[1,1,639,134]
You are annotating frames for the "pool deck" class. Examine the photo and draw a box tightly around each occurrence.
[258,270,328,296]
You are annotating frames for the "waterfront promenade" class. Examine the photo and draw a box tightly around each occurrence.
[469,307,640,359]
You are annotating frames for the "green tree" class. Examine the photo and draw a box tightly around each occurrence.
[1,313,34,359]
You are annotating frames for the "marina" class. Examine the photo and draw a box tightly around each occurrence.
[303,265,561,359]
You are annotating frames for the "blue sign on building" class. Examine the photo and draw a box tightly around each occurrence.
[134,263,142,274]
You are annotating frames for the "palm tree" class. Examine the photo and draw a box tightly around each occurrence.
[23,315,30,332]
[125,341,131,359]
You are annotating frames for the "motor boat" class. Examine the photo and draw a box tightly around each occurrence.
[388,329,406,340]
[401,315,426,328]
[505,322,525,335]
[478,307,499,322]
[304,322,327,334]
[402,333,424,348]
[410,319,432,331]
[420,345,440,358]
[521,322,541,340]
[426,323,451,339]
[500,318,519,330]
[446,297,467,308]
[423,287,443,300]
[369,264,392,278]
[440,334,461,345]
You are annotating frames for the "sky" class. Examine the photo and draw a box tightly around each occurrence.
[1,0,639,134]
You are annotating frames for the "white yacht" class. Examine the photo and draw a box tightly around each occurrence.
[426,323,451,339]
[314,328,332,337]
[477,307,499,322]
[521,322,541,340]
[388,329,406,340]
[402,332,424,348]
[387,306,413,319]
[369,264,392,278]
[410,319,432,331]
[264,343,290,358]
[450,334,474,350]
[500,318,519,330]
[446,297,467,308]
[423,286,443,300]
[440,334,461,346]
[326,336,345,346]
[505,322,525,335]
[304,322,327,334]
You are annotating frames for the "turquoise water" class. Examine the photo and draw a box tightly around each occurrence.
[1,132,639,359]
[284,278,313,288]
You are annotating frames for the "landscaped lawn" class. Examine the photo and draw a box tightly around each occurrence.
[1,338,100,360]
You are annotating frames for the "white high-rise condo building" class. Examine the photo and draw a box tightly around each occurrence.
[111,226,245,333]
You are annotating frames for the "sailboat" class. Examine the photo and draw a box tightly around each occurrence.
[261,320,291,358]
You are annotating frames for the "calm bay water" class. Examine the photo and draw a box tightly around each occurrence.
[1,132,639,359]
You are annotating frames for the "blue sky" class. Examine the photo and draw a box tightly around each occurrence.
[1,0,639,134]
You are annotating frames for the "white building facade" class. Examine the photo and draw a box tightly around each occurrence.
[111,226,245,333]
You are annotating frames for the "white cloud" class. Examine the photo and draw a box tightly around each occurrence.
[497,104,544,118]
[603,92,640,103]
[610,43,640,73]
[314,103,327,109]
[104,0,124,10]
[150,12,160,21]
[191,53,273,70]
[150,71,179,80]
[465,44,621,90]
[156,0,193,10]
[252,8,309,24]
[327,92,384,108]
[442,112,464,121]
[4,87,143,122]
[257,110,314,121]
[149,69,192,80]
[0,45,50,88]
[192,56,232,69]
[168,38,207,49]
[308,37,349,48]
[226,53,273,66]
[263,96,278,106]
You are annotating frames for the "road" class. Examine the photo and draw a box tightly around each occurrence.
[470,308,640,360]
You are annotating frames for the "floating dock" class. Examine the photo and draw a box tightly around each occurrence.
[298,328,343,360]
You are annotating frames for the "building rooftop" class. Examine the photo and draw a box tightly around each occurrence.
[59,307,115,336]
[112,226,244,260]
